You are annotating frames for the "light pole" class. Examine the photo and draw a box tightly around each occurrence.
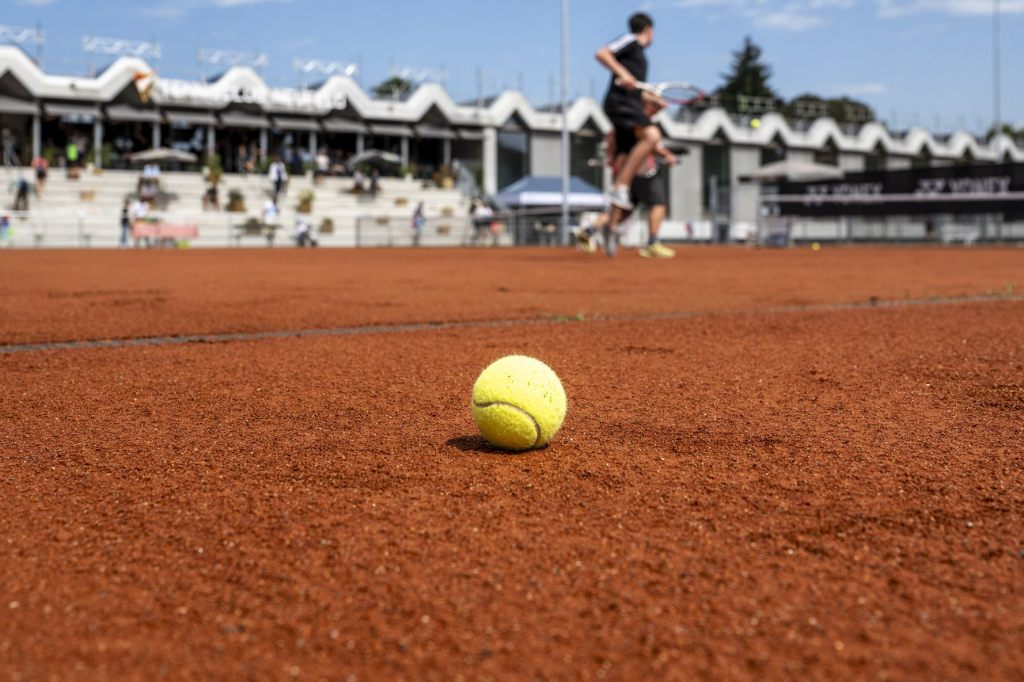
[560,0,571,245]
[994,0,1001,138]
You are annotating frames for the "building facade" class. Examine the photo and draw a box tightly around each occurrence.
[2,46,1023,237]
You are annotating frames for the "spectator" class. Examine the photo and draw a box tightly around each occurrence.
[268,159,288,202]
[238,144,250,174]
[471,200,494,246]
[32,156,49,195]
[202,183,219,211]
[131,198,150,247]
[293,216,317,248]
[369,168,381,198]
[352,169,366,194]
[0,210,10,244]
[314,149,330,185]
[119,200,132,248]
[10,175,30,212]
[411,202,426,247]
[1,128,18,168]
[262,198,279,247]
[65,139,80,172]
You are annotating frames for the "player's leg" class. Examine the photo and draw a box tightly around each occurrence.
[609,125,661,208]
[638,195,675,259]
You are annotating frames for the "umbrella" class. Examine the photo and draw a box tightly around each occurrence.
[128,148,199,164]
[345,149,402,172]
[741,159,844,183]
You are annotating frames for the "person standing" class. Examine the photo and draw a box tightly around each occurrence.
[65,138,80,175]
[119,200,132,248]
[1,128,18,168]
[268,158,288,202]
[32,156,48,196]
[262,198,280,247]
[411,202,426,247]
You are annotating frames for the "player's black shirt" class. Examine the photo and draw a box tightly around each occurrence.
[603,33,647,111]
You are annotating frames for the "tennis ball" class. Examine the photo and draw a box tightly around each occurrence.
[811,242,821,251]
[471,355,567,451]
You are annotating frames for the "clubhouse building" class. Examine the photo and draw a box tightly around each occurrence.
[2,45,1022,237]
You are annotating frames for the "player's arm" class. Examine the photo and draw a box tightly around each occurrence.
[640,90,667,113]
[653,144,678,166]
[595,45,636,89]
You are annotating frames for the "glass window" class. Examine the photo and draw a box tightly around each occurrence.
[497,130,528,190]
[571,132,602,188]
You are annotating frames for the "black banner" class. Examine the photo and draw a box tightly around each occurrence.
[772,162,1024,218]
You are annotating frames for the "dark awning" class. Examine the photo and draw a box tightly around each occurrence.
[457,128,485,141]
[322,118,368,134]
[415,124,457,140]
[0,96,38,116]
[105,104,161,123]
[44,102,101,119]
[165,110,218,126]
[218,111,271,129]
[368,123,414,137]
[271,117,321,132]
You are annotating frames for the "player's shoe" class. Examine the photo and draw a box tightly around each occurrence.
[601,225,618,257]
[607,185,633,211]
[639,242,675,259]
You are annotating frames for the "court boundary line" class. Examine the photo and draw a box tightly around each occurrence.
[2,293,1021,355]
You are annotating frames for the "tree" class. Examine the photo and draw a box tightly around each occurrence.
[986,123,1024,143]
[785,93,875,125]
[372,76,414,100]
[716,36,780,114]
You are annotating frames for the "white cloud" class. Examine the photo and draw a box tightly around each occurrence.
[756,8,828,30]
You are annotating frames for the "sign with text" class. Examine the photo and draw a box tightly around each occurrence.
[772,163,1024,218]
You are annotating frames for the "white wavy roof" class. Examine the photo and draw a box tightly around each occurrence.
[2,46,1020,162]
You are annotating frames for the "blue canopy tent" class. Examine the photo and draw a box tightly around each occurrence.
[495,175,606,209]
[493,176,606,245]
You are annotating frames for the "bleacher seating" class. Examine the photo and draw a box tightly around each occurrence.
[1,166,481,248]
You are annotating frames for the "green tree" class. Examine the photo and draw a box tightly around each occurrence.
[372,76,414,100]
[716,36,780,114]
[986,123,1024,143]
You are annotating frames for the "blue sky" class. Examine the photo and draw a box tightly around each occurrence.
[7,0,1023,133]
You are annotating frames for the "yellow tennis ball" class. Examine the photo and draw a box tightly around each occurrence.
[812,242,821,251]
[471,355,567,451]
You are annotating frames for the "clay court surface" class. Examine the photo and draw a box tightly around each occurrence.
[1,246,1022,680]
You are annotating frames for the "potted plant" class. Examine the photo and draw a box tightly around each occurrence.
[227,189,246,213]
[297,190,315,214]
[433,165,456,189]
[205,153,223,187]
[319,217,334,234]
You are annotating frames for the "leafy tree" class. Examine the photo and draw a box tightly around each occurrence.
[715,36,780,114]
[986,123,1024,143]
[372,76,414,100]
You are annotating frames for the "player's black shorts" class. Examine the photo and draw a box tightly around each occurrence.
[604,92,651,132]
[631,171,666,208]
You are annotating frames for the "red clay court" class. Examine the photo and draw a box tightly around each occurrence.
[1,246,1022,680]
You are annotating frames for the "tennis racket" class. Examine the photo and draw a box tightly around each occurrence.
[617,79,706,106]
